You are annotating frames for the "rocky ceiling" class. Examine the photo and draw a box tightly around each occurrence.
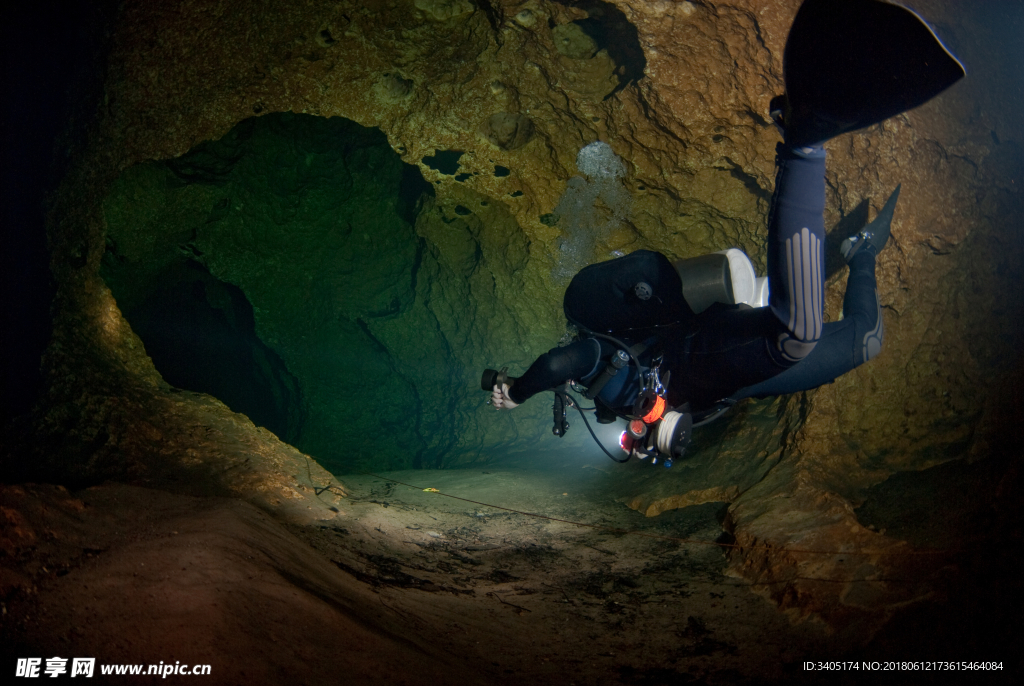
[2,0,1022,679]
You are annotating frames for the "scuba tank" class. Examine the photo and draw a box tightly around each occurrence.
[673,248,768,313]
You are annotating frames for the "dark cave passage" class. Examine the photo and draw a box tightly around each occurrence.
[98,112,437,466]
[97,111,534,474]
[121,259,303,443]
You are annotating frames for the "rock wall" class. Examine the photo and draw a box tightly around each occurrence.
[7,0,1021,629]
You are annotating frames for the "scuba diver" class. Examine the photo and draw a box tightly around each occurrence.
[481,0,965,466]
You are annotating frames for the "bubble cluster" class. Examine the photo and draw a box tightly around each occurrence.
[551,143,632,280]
[575,141,626,180]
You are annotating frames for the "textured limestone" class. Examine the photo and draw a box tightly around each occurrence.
[7,0,1021,633]
[479,112,536,150]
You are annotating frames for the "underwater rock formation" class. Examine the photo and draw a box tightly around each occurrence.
[99,112,496,473]
[479,111,536,150]
[2,0,1021,661]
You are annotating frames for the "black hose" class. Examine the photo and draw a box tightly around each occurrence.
[565,395,630,463]
[692,399,737,428]
[587,331,644,377]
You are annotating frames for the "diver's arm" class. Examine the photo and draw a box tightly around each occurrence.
[501,338,602,406]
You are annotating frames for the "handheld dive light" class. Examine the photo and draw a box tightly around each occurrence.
[480,367,509,392]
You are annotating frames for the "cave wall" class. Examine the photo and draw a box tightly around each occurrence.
[10,0,1022,625]
[99,111,552,473]
[84,0,792,474]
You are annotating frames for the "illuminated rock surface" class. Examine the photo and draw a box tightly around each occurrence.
[2,0,1021,681]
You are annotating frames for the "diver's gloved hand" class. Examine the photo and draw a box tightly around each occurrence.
[841,184,901,262]
[491,383,519,410]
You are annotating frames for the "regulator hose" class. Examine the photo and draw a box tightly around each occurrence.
[564,393,630,463]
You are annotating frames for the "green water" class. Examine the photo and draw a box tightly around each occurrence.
[102,112,558,473]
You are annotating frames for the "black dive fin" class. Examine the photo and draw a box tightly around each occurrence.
[841,184,901,261]
[864,183,901,245]
[783,0,966,147]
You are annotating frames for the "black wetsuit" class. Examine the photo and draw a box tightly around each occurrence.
[507,144,884,413]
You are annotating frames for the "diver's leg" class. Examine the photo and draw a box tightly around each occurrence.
[765,143,827,363]
[729,249,882,399]
[842,249,884,363]
[670,145,827,406]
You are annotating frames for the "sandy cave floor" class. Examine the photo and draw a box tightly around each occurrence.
[0,463,880,685]
[304,465,842,683]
